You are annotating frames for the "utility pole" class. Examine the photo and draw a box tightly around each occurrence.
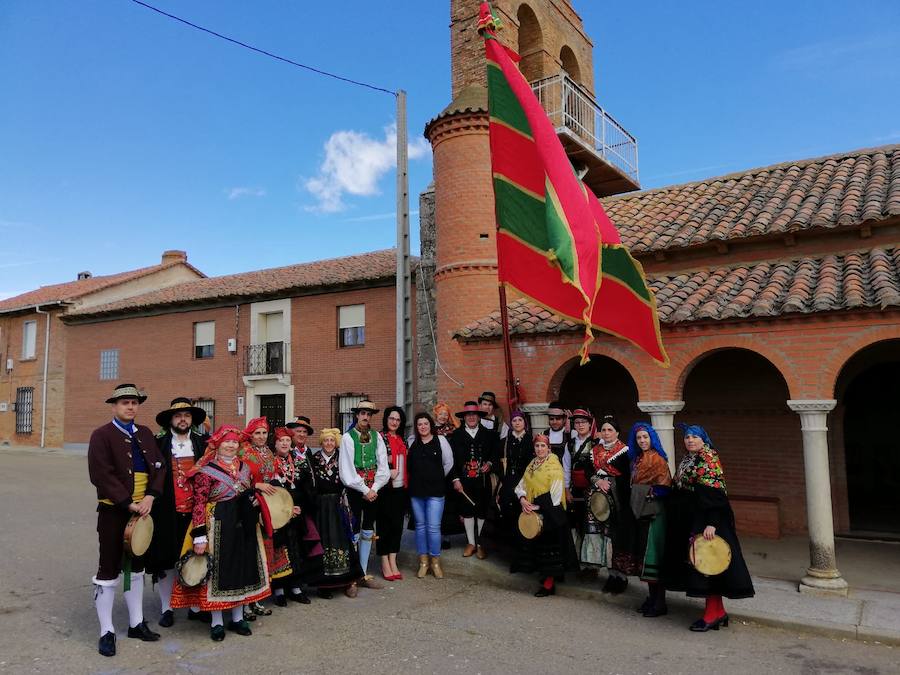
[395,90,413,424]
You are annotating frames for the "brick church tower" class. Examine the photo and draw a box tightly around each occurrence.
[421,0,639,408]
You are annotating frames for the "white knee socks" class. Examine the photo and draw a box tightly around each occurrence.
[122,573,145,628]
[476,518,486,535]
[231,606,244,623]
[359,529,374,574]
[211,610,224,627]
[463,517,476,545]
[93,576,118,636]
[157,570,175,613]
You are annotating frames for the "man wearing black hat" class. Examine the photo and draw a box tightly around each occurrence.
[146,397,208,628]
[478,391,509,439]
[88,384,166,657]
[543,401,573,503]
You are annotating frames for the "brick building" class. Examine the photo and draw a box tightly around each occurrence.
[418,0,900,594]
[61,249,412,446]
[0,251,203,447]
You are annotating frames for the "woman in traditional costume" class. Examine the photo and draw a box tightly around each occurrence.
[497,410,535,537]
[513,434,576,596]
[310,428,365,598]
[377,406,409,581]
[664,424,755,631]
[581,415,637,593]
[270,427,323,606]
[238,417,288,617]
[626,422,672,617]
[407,412,460,578]
[433,402,458,437]
[170,426,270,641]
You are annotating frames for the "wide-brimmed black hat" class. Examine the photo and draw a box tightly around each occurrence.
[478,391,499,408]
[455,401,488,419]
[286,415,313,433]
[156,397,207,428]
[351,400,380,414]
[105,383,147,404]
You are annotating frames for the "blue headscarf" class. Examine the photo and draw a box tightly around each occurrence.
[626,421,667,466]
[677,423,713,448]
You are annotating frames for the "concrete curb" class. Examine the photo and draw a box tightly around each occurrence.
[397,544,900,646]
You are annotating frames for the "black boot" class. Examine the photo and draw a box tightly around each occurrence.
[98,631,116,657]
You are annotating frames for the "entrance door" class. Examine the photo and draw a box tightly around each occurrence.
[258,394,286,445]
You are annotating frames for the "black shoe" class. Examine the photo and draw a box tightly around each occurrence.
[534,585,556,597]
[127,621,160,641]
[601,576,615,593]
[250,601,271,616]
[210,625,225,641]
[188,609,212,624]
[289,590,311,605]
[636,596,652,613]
[316,588,333,600]
[243,607,256,622]
[227,619,252,636]
[689,615,728,632]
[642,605,669,618]
[98,631,116,657]
[273,594,287,607]
[158,610,174,628]
[609,576,628,595]
[441,537,451,550]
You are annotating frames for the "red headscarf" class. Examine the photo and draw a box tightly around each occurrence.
[273,427,293,441]
[242,416,269,442]
[190,424,243,475]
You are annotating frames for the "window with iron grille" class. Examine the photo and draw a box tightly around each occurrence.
[22,320,37,360]
[15,387,34,434]
[338,304,365,347]
[99,349,119,381]
[192,398,215,431]
[194,321,215,359]
[332,393,366,432]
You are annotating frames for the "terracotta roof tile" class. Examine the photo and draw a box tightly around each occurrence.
[457,247,900,339]
[604,145,900,254]
[67,249,407,319]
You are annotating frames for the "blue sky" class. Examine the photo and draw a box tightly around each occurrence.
[2,1,899,298]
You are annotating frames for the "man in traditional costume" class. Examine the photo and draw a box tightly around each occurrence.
[449,401,499,559]
[338,400,389,589]
[478,391,509,439]
[287,415,314,454]
[88,384,166,657]
[566,408,596,559]
[543,402,573,502]
[146,397,208,627]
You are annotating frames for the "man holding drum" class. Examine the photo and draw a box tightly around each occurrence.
[88,384,167,657]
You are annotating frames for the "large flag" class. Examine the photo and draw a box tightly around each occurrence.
[479,3,668,366]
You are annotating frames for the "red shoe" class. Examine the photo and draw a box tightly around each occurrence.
[395,572,404,580]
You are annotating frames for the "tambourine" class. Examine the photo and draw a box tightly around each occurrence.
[518,510,544,540]
[689,535,732,576]
[123,514,154,557]
[589,491,610,522]
[260,486,294,530]
[176,552,212,588]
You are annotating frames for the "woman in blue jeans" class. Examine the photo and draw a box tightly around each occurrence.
[407,412,461,579]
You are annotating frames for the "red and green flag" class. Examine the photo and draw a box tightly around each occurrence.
[479,3,668,367]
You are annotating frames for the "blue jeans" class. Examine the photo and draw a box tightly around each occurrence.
[410,496,445,557]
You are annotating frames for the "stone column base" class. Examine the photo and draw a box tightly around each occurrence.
[798,569,849,596]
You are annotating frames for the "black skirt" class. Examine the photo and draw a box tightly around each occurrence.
[212,495,266,595]
[511,493,578,580]
[376,484,407,555]
[314,493,363,588]
[663,485,755,599]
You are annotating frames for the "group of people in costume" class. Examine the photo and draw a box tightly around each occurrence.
[87,384,754,657]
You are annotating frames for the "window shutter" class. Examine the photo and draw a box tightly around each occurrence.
[338,305,365,329]
[194,321,215,347]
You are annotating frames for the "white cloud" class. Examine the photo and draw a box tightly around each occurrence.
[342,209,419,223]
[225,186,267,200]
[303,124,430,213]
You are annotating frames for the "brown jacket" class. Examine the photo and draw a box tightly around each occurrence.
[88,421,167,508]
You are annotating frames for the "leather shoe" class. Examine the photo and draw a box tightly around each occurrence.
[344,583,358,598]
[317,588,334,599]
[188,609,211,623]
[642,605,668,618]
[689,615,729,632]
[359,575,384,590]
[289,591,311,605]
[462,544,476,557]
[210,625,225,641]
[476,545,487,560]
[534,586,556,597]
[273,594,287,607]
[127,621,160,641]
[227,619,252,636]
[441,537,451,550]
[636,597,652,613]
[98,631,116,657]
[158,610,174,628]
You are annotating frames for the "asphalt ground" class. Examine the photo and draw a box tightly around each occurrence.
[0,450,895,674]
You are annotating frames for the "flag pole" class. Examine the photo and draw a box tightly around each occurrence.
[497,281,519,412]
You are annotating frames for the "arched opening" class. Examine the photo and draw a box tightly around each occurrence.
[516,4,544,82]
[680,348,800,537]
[559,45,582,83]
[835,339,900,535]
[557,356,640,431]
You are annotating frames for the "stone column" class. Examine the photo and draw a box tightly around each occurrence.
[787,399,849,596]
[637,401,685,474]
[521,402,550,433]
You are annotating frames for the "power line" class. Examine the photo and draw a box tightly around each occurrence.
[129,0,396,97]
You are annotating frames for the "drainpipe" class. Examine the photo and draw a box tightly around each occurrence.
[34,305,50,448]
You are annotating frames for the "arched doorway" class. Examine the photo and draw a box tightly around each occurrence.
[557,356,640,431]
[517,4,544,82]
[559,45,582,83]
[835,339,900,535]
[680,348,801,537]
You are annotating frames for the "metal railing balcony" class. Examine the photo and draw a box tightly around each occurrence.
[530,73,639,189]
[244,341,290,376]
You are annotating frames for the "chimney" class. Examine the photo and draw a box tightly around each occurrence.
[161,250,187,264]
[77,271,92,280]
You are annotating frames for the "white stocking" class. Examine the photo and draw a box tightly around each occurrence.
[157,570,175,613]
[123,573,145,628]
[211,610,224,627]
[476,518,486,535]
[274,587,285,596]
[231,606,244,623]
[359,529,374,574]
[463,517,476,545]
[93,577,117,636]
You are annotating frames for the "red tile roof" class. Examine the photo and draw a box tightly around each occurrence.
[605,145,900,254]
[0,260,203,314]
[457,247,900,339]
[67,249,405,319]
